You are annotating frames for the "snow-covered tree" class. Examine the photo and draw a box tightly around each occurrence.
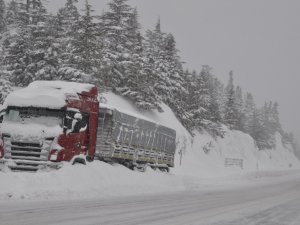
[235,85,245,131]
[0,0,6,33]
[101,0,133,88]
[0,78,12,104]
[194,66,223,135]
[15,0,45,26]
[258,101,283,149]
[179,69,196,131]
[144,19,186,119]
[116,8,161,110]
[3,0,58,86]
[209,76,223,123]
[162,32,186,116]
[56,0,85,81]
[144,19,170,100]
[70,0,101,82]
[31,18,59,81]
[3,24,33,86]
[248,108,264,148]
[244,92,256,134]
[223,71,238,129]
[270,102,281,133]
[5,0,19,27]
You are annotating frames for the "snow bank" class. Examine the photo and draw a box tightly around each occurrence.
[0,91,299,201]
[0,162,187,200]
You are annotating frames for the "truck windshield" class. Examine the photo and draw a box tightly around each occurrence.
[6,107,63,127]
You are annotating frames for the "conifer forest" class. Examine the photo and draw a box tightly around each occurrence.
[0,0,296,151]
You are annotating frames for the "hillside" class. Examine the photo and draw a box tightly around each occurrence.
[0,92,298,201]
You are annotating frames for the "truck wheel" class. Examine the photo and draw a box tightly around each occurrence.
[86,155,94,162]
[72,157,86,165]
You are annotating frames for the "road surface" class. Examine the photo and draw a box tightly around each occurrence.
[0,173,300,225]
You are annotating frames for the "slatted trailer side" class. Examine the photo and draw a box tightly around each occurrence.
[95,107,176,168]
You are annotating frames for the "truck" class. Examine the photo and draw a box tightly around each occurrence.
[0,81,176,172]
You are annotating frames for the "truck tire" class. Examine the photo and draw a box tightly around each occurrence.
[86,155,94,162]
[72,157,86,165]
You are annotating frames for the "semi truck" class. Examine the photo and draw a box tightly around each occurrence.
[0,81,176,172]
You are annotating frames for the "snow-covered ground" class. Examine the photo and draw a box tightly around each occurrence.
[1,170,300,225]
[0,91,299,201]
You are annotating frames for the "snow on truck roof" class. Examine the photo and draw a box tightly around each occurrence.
[4,81,96,109]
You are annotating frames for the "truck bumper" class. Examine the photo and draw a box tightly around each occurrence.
[0,158,63,172]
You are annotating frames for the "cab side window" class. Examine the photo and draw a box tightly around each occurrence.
[63,111,88,134]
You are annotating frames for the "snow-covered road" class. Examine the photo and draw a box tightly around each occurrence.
[1,172,300,225]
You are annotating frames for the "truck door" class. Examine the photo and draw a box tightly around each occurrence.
[63,110,89,160]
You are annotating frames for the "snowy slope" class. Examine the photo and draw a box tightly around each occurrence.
[0,91,299,201]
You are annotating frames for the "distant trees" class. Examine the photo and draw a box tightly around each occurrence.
[220,71,287,149]
[0,0,295,151]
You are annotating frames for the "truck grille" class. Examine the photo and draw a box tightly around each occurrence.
[10,141,43,160]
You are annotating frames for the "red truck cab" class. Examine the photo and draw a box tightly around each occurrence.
[0,81,99,171]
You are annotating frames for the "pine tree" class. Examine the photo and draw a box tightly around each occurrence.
[0,78,12,104]
[259,101,283,149]
[270,102,281,133]
[32,15,59,81]
[56,0,85,81]
[163,33,186,116]
[16,0,43,26]
[213,77,226,121]
[70,0,101,82]
[144,19,169,100]
[259,102,275,149]
[244,92,256,134]
[209,76,223,123]
[235,86,245,131]
[197,66,211,123]
[3,24,33,86]
[117,8,160,110]
[144,19,186,119]
[5,0,19,27]
[0,0,6,33]
[3,0,59,86]
[224,71,238,129]
[248,108,264,148]
[282,131,296,151]
[180,69,197,131]
[101,0,133,88]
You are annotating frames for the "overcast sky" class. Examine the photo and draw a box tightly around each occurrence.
[46,0,300,144]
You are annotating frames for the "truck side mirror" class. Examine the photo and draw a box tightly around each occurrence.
[72,113,83,133]
[74,113,82,120]
[0,110,5,124]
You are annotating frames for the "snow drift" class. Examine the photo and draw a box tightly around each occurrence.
[0,91,299,201]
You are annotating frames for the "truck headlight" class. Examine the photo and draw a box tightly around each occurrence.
[49,149,58,161]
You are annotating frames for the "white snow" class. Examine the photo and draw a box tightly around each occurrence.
[0,120,62,140]
[0,91,299,201]
[4,81,95,109]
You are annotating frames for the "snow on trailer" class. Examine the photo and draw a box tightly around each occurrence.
[96,106,176,170]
